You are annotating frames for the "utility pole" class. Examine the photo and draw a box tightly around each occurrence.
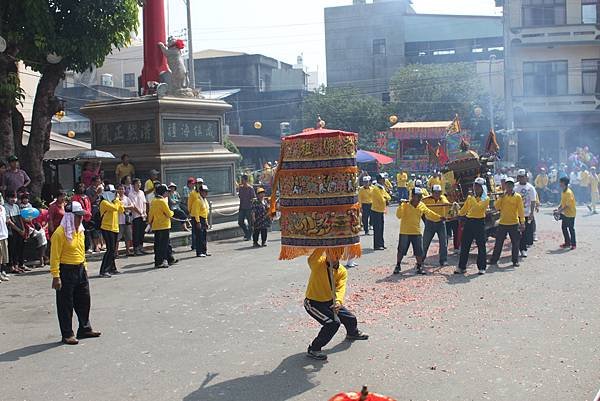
[488,54,496,130]
[502,0,516,163]
[185,0,196,90]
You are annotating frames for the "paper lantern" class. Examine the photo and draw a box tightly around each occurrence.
[389,115,398,124]
[270,128,362,261]
[67,130,76,138]
[254,121,262,129]
[20,207,40,220]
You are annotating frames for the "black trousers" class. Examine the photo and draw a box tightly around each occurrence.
[519,217,534,251]
[371,210,385,248]
[7,234,24,266]
[154,229,174,264]
[253,228,268,244]
[132,217,146,249]
[193,218,208,256]
[491,224,520,264]
[458,218,487,270]
[561,215,576,246]
[56,265,92,338]
[304,298,358,351]
[361,204,372,234]
[99,230,117,274]
[238,208,252,239]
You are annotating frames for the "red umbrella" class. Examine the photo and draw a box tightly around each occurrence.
[356,150,394,165]
[329,386,397,401]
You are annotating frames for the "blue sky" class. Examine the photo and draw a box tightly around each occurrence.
[163,0,501,83]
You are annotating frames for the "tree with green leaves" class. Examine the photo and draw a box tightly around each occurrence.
[302,86,391,150]
[0,0,139,195]
[389,62,488,123]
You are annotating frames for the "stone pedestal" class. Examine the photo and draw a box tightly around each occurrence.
[81,96,240,222]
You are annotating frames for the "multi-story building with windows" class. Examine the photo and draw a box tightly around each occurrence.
[502,0,600,165]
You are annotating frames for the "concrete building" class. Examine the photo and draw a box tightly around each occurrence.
[502,0,600,165]
[325,0,504,100]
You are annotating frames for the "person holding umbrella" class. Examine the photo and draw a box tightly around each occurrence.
[304,249,368,360]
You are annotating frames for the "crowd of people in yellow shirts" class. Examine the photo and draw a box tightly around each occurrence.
[356,168,581,276]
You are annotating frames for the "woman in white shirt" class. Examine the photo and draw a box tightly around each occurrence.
[128,179,147,256]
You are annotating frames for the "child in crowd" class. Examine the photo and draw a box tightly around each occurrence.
[29,223,48,268]
[251,188,271,247]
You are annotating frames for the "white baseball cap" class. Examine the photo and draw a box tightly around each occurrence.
[474,177,486,185]
[415,179,423,186]
[414,187,423,195]
[196,177,204,183]
[505,177,515,184]
[362,176,371,182]
[432,184,442,192]
[517,169,527,176]
[68,201,86,216]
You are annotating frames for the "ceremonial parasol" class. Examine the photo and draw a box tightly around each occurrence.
[77,150,116,160]
[356,150,394,165]
[328,386,397,401]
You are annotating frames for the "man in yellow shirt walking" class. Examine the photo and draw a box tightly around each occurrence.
[148,184,178,268]
[371,174,391,250]
[304,249,368,360]
[358,176,373,235]
[189,184,211,257]
[456,177,490,274]
[586,166,599,214]
[394,187,442,275]
[50,201,101,345]
[489,177,525,267]
[555,176,577,250]
[534,168,549,204]
[396,169,409,201]
[98,186,124,278]
[422,185,451,267]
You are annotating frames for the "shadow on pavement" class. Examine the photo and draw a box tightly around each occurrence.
[183,343,351,401]
[546,249,571,255]
[0,342,61,362]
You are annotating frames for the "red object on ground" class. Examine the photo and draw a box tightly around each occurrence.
[328,386,397,401]
[141,0,169,93]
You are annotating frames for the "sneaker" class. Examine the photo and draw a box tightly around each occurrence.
[0,274,8,282]
[99,273,112,278]
[453,268,466,275]
[168,259,179,266]
[109,270,122,275]
[261,243,267,247]
[570,245,576,250]
[243,237,251,241]
[439,261,448,267]
[307,346,327,361]
[478,269,486,275]
[346,330,369,341]
[520,250,528,258]
[346,262,358,268]
[252,242,261,248]
[198,254,207,258]
[513,262,520,267]
[416,266,426,275]
[393,265,401,275]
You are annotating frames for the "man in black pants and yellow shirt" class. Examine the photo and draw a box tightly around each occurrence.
[371,174,391,250]
[489,177,525,267]
[304,249,368,360]
[50,201,101,345]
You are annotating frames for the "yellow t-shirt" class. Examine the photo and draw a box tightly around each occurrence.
[305,250,347,304]
[422,195,450,222]
[384,178,393,192]
[357,186,373,205]
[371,184,391,213]
[115,163,135,181]
[149,197,174,230]
[560,188,576,218]
[589,174,599,192]
[100,199,123,233]
[495,193,525,225]
[396,172,408,188]
[144,179,155,194]
[188,191,209,222]
[49,226,87,278]
[534,174,549,189]
[396,202,440,235]
[459,195,490,219]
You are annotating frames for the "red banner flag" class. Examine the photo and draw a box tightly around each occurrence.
[436,142,449,165]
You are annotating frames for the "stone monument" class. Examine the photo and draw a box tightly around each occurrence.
[81,0,239,221]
